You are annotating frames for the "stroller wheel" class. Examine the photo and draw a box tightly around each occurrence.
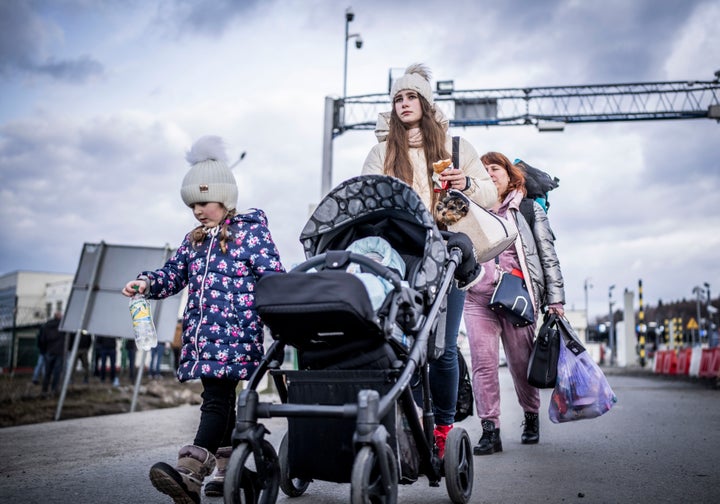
[224,440,280,504]
[350,444,398,504]
[278,432,310,497]
[443,427,474,504]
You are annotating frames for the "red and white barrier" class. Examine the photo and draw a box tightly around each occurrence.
[676,348,692,375]
[654,347,720,379]
[698,348,720,378]
[662,351,677,375]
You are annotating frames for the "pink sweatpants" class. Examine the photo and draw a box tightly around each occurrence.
[463,287,540,429]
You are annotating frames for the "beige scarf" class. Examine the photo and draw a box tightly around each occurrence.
[407,127,423,147]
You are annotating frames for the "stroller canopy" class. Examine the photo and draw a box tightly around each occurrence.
[300,175,447,302]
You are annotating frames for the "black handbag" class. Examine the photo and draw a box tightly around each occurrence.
[527,313,561,388]
[487,260,535,327]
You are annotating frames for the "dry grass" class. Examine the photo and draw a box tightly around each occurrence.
[0,372,203,428]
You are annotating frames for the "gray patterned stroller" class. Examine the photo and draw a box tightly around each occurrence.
[224,175,475,504]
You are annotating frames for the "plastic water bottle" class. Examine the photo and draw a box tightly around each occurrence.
[129,289,157,351]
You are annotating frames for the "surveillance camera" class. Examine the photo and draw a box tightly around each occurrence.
[345,8,354,22]
[355,36,363,49]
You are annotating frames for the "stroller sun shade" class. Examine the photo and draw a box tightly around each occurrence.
[299,175,447,302]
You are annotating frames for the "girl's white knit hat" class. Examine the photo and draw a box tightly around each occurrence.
[180,135,238,211]
[390,63,434,106]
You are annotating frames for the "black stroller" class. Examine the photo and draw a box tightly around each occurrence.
[224,175,475,504]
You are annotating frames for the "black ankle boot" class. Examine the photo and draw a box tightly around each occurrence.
[473,419,502,456]
[521,412,539,444]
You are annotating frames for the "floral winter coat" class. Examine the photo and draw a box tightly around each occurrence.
[139,209,285,382]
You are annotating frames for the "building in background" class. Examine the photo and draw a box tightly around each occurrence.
[0,271,73,374]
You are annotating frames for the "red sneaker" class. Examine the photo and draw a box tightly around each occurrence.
[433,424,453,459]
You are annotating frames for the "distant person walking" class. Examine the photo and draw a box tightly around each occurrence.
[69,330,92,384]
[124,338,137,381]
[31,326,46,385]
[121,135,286,503]
[149,341,165,379]
[96,335,120,387]
[39,311,66,395]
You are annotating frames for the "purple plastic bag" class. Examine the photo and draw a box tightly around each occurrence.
[549,318,617,423]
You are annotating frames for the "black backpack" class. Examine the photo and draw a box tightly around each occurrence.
[455,352,474,422]
[514,159,559,229]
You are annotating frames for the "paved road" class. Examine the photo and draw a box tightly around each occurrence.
[1,367,718,504]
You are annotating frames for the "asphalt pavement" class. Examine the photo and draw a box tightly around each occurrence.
[1,365,718,504]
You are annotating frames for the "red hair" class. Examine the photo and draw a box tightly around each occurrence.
[480,151,527,201]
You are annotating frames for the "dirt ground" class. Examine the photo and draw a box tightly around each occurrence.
[0,370,204,428]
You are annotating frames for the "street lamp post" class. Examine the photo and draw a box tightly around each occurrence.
[693,285,705,345]
[608,285,616,365]
[321,7,363,197]
[229,151,246,168]
[704,282,712,329]
[706,282,718,347]
[705,282,711,304]
[584,277,593,333]
[343,7,363,100]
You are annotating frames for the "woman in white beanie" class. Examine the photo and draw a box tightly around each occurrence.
[362,63,497,458]
[122,135,286,503]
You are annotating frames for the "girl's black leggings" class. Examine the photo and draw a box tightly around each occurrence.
[194,376,240,453]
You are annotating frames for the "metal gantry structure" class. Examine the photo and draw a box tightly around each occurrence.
[321,71,720,195]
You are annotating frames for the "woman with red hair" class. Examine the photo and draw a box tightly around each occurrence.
[464,151,565,455]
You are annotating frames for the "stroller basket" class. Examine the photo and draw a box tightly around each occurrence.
[283,369,398,483]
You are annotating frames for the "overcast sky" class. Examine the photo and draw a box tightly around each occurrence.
[1,0,719,322]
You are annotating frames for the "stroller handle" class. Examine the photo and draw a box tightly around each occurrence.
[291,251,404,292]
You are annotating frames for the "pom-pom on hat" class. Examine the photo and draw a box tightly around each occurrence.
[390,63,434,106]
[181,135,238,211]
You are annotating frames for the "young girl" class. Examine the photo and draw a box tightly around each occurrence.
[122,135,285,503]
[361,64,497,457]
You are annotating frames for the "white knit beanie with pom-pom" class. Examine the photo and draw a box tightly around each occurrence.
[390,63,434,106]
[180,135,238,211]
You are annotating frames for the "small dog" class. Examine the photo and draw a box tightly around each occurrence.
[436,192,469,226]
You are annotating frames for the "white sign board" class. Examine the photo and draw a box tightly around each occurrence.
[61,242,183,342]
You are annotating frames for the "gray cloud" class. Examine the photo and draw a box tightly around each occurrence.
[437,0,713,84]
[155,0,266,38]
[642,121,720,185]
[33,54,104,83]
[0,0,104,83]
[0,115,189,274]
[0,0,718,313]
[0,0,43,76]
